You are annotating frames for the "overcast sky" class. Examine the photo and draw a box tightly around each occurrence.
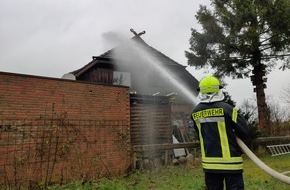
[1,0,289,107]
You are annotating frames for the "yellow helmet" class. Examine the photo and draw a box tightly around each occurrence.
[198,74,222,94]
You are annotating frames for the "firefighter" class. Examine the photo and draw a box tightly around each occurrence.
[191,74,250,190]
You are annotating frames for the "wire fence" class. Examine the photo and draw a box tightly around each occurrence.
[0,118,130,189]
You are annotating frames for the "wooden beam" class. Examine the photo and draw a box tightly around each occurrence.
[133,142,200,152]
[132,136,290,153]
[255,136,290,143]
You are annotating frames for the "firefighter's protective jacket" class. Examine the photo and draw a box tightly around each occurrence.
[191,100,250,173]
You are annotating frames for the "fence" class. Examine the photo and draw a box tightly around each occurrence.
[0,118,131,189]
[130,94,172,146]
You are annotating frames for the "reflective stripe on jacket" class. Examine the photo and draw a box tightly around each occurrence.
[191,101,249,173]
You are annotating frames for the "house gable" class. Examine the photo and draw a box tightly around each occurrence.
[69,31,199,104]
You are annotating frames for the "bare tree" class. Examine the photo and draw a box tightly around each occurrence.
[240,98,258,123]
[267,97,289,123]
[266,96,289,135]
[240,95,290,136]
[281,83,290,106]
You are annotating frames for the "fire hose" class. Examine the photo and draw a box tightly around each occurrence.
[236,136,290,185]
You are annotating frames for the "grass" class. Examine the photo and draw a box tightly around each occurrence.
[243,153,290,189]
[48,154,290,190]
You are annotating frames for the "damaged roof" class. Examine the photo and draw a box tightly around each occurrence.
[69,30,199,103]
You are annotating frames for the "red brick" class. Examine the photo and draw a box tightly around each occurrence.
[0,72,131,186]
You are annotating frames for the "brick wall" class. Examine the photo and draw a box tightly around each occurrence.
[0,72,129,121]
[0,72,131,188]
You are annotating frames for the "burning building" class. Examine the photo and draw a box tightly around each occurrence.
[66,29,199,147]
